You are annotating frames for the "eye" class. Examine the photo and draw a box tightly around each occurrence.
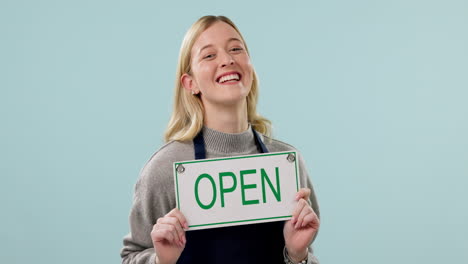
[230,47,244,53]
[203,53,216,60]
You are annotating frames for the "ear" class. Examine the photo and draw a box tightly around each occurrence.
[181,73,198,94]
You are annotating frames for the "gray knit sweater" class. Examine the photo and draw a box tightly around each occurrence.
[121,126,320,264]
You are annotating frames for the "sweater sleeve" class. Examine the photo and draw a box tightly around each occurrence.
[121,152,177,264]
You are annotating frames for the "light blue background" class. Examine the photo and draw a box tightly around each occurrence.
[1,0,467,263]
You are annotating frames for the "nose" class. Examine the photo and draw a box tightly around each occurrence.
[220,51,234,68]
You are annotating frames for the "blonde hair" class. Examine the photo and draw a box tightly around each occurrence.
[164,15,271,142]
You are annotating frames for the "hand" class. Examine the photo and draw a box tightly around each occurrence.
[283,188,320,262]
[151,208,188,264]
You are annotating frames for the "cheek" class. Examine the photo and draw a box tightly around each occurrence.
[191,67,211,89]
[240,57,254,77]
[242,61,254,83]
[196,64,216,82]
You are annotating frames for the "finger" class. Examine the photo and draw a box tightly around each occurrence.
[291,198,307,225]
[167,208,189,230]
[295,202,312,229]
[301,211,320,229]
[296,206,314,229]
[157,216,185,245]
[167,209,189,243]
[151,224,179,245]
[154,223,182,246]
[295,188,311,201]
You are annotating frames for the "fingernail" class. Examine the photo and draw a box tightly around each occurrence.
[291,216,296,224]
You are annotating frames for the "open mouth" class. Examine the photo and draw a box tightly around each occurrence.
[216,72,242,84]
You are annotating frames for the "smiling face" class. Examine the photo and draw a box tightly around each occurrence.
[181,21,254,109]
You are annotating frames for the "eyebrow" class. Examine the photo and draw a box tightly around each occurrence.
[198,37,242,55]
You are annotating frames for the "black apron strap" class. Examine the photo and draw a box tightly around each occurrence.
[193,129,206,160]
[193,126,268,160]
[252,127,269,154]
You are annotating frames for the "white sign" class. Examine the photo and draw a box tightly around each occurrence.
[173,151,300,230]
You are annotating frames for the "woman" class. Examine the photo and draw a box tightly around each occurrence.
[121,15,320,264]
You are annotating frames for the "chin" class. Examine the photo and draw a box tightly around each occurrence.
[215,95,248,107]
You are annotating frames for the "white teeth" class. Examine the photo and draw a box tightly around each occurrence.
[218,73,240,83]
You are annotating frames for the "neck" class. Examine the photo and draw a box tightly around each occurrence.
[203,101,249,133]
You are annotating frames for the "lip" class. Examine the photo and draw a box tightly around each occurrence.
[215,71,242,83]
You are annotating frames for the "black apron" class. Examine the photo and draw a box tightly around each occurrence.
[177,127,285,264]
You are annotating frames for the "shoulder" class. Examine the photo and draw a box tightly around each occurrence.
[261,134,299,153]
[145,140,194,166]
[261,134,309,169]
[137,140,194,185]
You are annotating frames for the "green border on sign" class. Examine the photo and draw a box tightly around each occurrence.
[174,151,296,166]
[174,151,299,228]
[189,215,292,228]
